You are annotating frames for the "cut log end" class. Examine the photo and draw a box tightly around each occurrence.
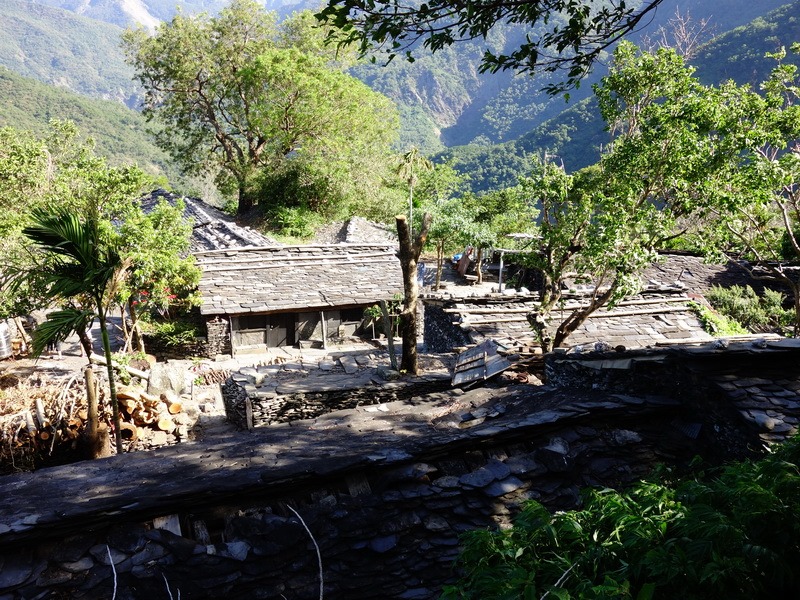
[157,416,175,433]
[119,422,138,442]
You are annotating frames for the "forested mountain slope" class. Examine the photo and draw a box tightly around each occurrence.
[1,0,797,193]
[0,0,137,104]
[7,0,790,155]
[0,66,174,179]
[441,0,800,193]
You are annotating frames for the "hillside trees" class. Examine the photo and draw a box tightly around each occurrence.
[124,0,400,216]
[1,121,197,452]
[0,122,147,318]
[318,0,665,92]
[0,122,197,346]
[705,45,800,334]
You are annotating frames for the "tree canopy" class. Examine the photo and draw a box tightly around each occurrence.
[124,0,400,215]
[0,121,197,332]
[317,0,665,93]
[512,40,765,350]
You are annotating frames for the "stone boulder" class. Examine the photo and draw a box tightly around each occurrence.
[147,361,194,397]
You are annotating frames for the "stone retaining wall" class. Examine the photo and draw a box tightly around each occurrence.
[224,375,453,429]
[546,340,800,454]
[204,316,231,358]
[0,390,702,600]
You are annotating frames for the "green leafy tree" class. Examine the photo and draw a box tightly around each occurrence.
[426,198,474,291]
[0,122,196,355]
[124,0,399,215]
[517,42,755,351]
[317,0,665,92]
[454,185,537,285]
[518,161,650,351]
[704,45,800,334]
[0,122,150,320]
[116,198,200,352]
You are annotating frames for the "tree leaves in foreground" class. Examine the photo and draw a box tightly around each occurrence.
[317,0,665,93]
[442,435,800,599]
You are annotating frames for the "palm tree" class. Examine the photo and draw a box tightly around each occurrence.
[21,206,129,454]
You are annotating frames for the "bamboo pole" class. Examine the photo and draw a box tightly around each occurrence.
[89,353,149,380]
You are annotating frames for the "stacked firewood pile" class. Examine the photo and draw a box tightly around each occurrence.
[0,364,229,472]
[116,386,191,443]
[0,373,88,474]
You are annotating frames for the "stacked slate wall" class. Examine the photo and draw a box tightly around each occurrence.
[204,316,231,357]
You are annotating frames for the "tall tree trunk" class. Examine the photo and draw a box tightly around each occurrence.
[529,273,562,353]
[435,242,444,291]
[83,366,110,459]
[98,311,123,454]
[237,180,254,214]
[77,327,93,359]
[552,286,616,349]
[396,212,432,375]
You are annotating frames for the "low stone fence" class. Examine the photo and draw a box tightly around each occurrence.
[3,342,799,599]
[223,369,452,429]
[546,339,800,451]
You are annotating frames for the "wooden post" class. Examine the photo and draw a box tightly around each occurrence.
[320,310,328,350]
[380,300,398,370]
[498,251,505,292]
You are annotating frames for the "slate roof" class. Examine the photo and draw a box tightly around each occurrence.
[196,244,403,315]
[311,216,397,245]
[139,189,277,253]
[641,252,766,294]
[446,291,711,351]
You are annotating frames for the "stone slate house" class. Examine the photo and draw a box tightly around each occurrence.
[139,190,402,356]
[197,244,403,356]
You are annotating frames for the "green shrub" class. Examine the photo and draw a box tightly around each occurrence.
[271,206,321,240]
[705,285,792,333]
[442,436,800,600]
[779,228,800,260]
[142,320,200,349]
[689,301,748,336]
